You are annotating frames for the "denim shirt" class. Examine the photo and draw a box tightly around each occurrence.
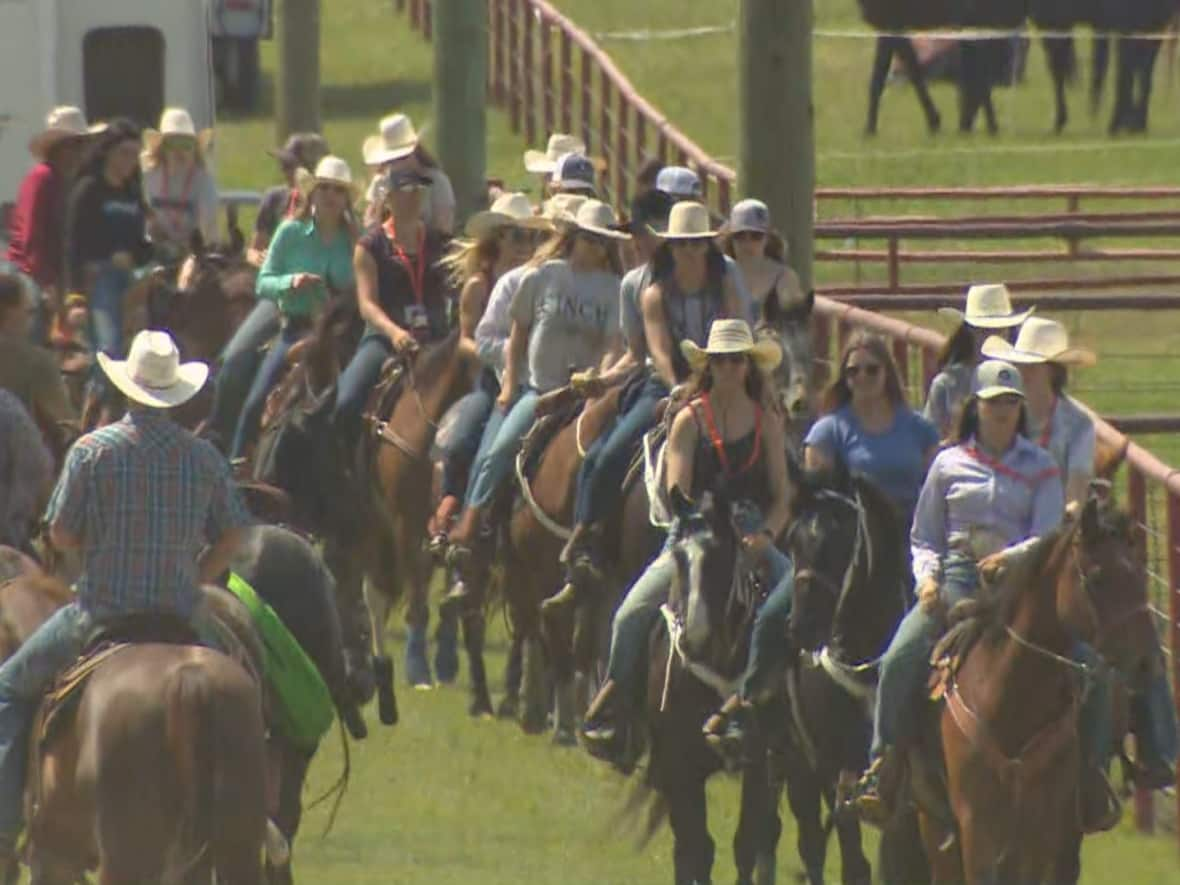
[910,436,1064,584]
[1027,393,1096,483]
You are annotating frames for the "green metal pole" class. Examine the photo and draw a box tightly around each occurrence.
[275,0,322,141]
[739,0,815,291]
[433,0,489,225]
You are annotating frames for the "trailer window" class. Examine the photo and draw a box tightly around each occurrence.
[83,27,165,129]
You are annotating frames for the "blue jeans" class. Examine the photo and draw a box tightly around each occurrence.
[86,264,133,406]
[870,554,1112,764]
[439,380,497,500]
[208,299,281,451]
[573,374,667,526]
[740,558,798,702]
[1134,650,1179,768]
[229,318,307,459]
[334,334,394,449]
[0,603,92,839]
[464,388,540,510]
[604,507,792,709]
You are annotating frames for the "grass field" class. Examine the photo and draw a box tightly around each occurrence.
[209,3,1180,881]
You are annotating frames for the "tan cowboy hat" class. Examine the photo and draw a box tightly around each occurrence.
[980,316,1097,367]
[523,133,586,174]
[542,193,587,224]
[660,201,719,240]
[362,113,418,166]
[974,359,1026,400]
[143,108,214,154]
[937,283,1033,329]
[680,318,782,373]
[572,200,629,240]
[295,155,361,201]
[29,106,105,159]
[97,330,208,409]
[464,192,550,239]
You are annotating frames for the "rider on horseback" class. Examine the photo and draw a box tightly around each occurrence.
[0,330,252,875]
[848,360,1119,832]
[582,319,792,767]
[551,201,747,604]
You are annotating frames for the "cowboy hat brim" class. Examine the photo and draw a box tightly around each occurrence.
[680,337,783,373]
[937,305,1034,329]
[97,352,208,409]
[575,220,630,240]
[362,134,417,166]
[143,127,214,154]
[294,168,362,201]
[29,124,105,159]
[464,208,551,240]
[523,150,559,174]
[979,336,1097,367]
[660,228,720,241]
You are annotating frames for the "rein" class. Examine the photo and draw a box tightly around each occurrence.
[370,359,441,461]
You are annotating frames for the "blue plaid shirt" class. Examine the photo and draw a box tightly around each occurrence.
[45,409,252,619]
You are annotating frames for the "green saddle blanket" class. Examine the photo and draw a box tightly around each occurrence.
[226,572,335,751]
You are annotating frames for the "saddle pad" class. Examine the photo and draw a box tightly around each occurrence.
[40,643,133,746]
[226,573,334,752]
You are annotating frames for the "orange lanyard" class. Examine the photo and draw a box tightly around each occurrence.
[696,393,762,477]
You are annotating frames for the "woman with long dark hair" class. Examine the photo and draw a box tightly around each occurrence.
[582,319,792,767]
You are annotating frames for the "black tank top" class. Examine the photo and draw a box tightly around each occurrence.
[688,393,769,509]
[359,222,451,341]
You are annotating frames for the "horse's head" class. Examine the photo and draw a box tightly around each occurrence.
[171,249,257,361]
[757,289,815,424]
[1072,491,1157,689]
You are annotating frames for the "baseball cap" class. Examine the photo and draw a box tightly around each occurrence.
[655,165,701,199]
[270,132,330,172]
[550,153,597,192]
[728,198,771,234]
[627,189,675,235]
[974,359,1026,400]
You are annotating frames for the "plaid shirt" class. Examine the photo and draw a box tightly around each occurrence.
[45,409,252,619]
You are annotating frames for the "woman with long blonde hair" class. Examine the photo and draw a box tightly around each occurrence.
[140,108,220,255]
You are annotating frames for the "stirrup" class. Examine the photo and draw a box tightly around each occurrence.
[541,582,579,615]
[840,757,892,828]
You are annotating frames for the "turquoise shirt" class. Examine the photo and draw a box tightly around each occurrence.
[256,218,355,317]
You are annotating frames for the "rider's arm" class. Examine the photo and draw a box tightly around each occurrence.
[458,274,489,340]
[1064,418,1097,510]
[255,221,302,303]
[499,318,529,402]
[199,527,246,584]
[44,442,90,550]
[761,410,792,539]
[910,452,950,585]
[802,412,838,473]
[641,282,678,389]
[354,243,410,346]
[665,405,700,499]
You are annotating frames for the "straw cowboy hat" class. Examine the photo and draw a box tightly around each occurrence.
[29,106,105,159]
[296,155,361,201]
[362,113,418,166]
[523,133,586,174]
[680,318,782,373]
[143,108,214,154]
[465,192,550,239]
[660,201,719,240]
[97,330,208,409]
[937,283,1033,329]
[980,316,1097,367]
[974,359,1026,400]
[572,200,629,240]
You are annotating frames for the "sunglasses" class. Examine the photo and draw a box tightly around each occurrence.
[670,238,709,250]
[502,227,542,246]
[578,232,612,249]
[844,363,882,380]
[986,394,1023,408]
[710,352,749,366]
[733,230,766,242]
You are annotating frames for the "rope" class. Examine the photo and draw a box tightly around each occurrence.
[514,448,573,541]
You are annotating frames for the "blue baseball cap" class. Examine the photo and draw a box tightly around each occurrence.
[550,153,597,192]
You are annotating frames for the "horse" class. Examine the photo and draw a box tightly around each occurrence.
[626,490,784,885]
[0,558,268,884]
[755,468,910,885]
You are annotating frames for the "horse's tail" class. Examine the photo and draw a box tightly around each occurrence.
[162,662,216,879]
[611,777,668,850]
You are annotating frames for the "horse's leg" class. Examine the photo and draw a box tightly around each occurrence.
[265,743,312,885]
[917,810,960,884]
[1042,35,1072,133]
[781,752,826,885]
[363,575,399,726]
[1091,35,1110,115]
[733,747,782,885]
[396,513,434,689]
[865,36,893,136]
[1134,38,1160,132]
[497,629,524,719]
[461,601,495,717]
[324,542,376,705]
[1111,37,1136,134]
[665,772,715,885]
[519,632,548,734]
[833,807,871,885]
[895,36,941,134]
[1052,827,1082,885]
[541,594,578,745]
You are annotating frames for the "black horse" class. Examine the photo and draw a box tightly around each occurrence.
[768,469,910,885]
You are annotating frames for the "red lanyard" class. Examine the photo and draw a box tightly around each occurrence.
[963,443,1059,487]
[696,392,762,477]
[162,164,197,212]
[1036,395,1057,449]
[385,221,426,305]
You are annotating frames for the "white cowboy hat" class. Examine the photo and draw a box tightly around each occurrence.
[29,106,105,159]
[979,316,1097,367]
[937,283,1033,329]
[295,154,361,200]
[143,107,214,154]
[660,201,719,240]
[572,200,629,240]
[680,318,782,373]
[464,192,550,239]
[974,359,1026,400]
[362,113,419,166]
[97,330,208,409]
[523,133,587,174]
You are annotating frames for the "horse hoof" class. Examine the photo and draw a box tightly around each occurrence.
[374,656,399,726]
[552,728,577,747]
[496,695,520,720]
[265,820,290,868]
[521,710,547,735]
[469,695,494,718]
[341,703,368,740]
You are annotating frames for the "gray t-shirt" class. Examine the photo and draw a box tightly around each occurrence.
[510,259,621,393]
[923,361,974,439]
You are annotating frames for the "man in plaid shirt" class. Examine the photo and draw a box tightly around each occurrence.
[0,331,252,869]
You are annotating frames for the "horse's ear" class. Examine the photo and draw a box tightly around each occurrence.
[228,223,246,257]
[1079,495,1102,544]
[1092,439,1126,481]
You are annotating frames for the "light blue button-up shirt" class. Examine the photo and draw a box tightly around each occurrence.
[1028,393,1095,483]
[475,263,529,382]
[910,435,1064,584]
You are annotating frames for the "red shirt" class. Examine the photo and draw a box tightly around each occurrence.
[6,162,63,289]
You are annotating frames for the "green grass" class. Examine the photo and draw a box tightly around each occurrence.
[209,5,1180,881]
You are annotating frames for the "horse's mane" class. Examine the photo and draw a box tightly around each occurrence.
[410,328,462,381]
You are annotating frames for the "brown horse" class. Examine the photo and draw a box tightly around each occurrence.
[0,556,267,884]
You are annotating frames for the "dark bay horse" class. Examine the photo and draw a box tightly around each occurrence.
[770,471,910,885]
